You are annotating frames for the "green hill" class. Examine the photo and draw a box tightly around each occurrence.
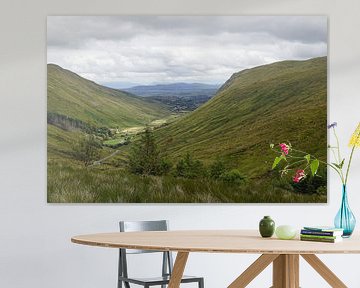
[47,58,327,203]
[47,64,170,128]
[155,57,327,177]
[47,64,171,162]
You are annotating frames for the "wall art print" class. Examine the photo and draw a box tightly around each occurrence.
[47,16,328,203]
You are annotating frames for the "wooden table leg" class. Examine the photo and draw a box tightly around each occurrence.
[272,254,299,288]
[288,254,299,288]
[301,254,347,288]
[273,254,286,288]
[228,254,279,288]
[168,252,189,288]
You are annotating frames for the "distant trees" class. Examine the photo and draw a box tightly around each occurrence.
[48,112,113,139]
[127,128,247,183]
[48,112,87,131]
[174,155,246,183]
[72,135,102,166]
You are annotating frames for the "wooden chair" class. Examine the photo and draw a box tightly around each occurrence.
[118,220,204,288]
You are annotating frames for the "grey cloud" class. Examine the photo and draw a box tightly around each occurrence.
[47,16,327,48]
[47,16,327,86]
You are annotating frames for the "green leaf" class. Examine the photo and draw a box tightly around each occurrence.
[305,154,311,163]
[332,163,340,169]
[272,156,282,169]
[270,143,274,149]
[339,159,345,169]
[332,159,345,169]
[280,154,287,161]
[310,159,320,176]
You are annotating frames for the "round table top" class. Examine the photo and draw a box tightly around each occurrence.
[71,230,360,254]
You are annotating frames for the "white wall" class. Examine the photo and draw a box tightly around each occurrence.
[1,0,360,287]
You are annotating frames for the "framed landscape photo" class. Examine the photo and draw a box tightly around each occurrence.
[47,16,328,203]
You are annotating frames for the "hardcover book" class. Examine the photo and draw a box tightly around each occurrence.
[300,236,343,243]
[301,229,343,237]
[303,226,344,232]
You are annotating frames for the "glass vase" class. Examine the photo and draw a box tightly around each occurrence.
[334,185,356,237]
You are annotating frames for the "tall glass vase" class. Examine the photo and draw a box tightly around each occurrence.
[334,185,356,237]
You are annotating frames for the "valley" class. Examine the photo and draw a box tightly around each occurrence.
[124,83,220,112]
[47,57,327,203]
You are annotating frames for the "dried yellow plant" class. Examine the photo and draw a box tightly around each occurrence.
[349,122,360,148]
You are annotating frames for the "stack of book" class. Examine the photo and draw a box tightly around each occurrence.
[300,226,344,243]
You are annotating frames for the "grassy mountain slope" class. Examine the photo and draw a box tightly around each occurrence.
[155,57,327,177]
[47,64,170,128]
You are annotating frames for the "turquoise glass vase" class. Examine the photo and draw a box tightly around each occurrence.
[334,185,356,237]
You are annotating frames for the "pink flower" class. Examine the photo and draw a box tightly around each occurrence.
[293,169,306,183]
[279,143,289,155]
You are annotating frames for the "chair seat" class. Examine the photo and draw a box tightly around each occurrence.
[119,274,203,286]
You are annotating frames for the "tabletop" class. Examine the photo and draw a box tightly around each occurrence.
[71,230,360,254]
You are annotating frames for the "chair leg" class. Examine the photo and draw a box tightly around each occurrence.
[199,278,204,288]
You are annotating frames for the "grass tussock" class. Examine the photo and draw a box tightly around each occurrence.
[48,162,326,203]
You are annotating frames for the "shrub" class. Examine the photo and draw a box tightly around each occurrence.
[72,134,102,166]
[220,169,246,184]
[159,158,172,175]
[175,153,206,179]
[291,167,327,194]
[291,175,327,194]
[209,159,226,179]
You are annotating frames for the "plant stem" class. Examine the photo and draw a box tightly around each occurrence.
[291,147,344,183]
[333,127,346,182]
[333,127,343,164]
[271,145,345,182]
[330,147,339,164]
[345,145,356,185]
[285,159,307,169]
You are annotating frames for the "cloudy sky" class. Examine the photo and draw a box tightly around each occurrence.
[47,16,327,88]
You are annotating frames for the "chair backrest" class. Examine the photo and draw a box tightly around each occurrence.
[119,220,169,254]
[118,220,174,282]
[120,220,168,232]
